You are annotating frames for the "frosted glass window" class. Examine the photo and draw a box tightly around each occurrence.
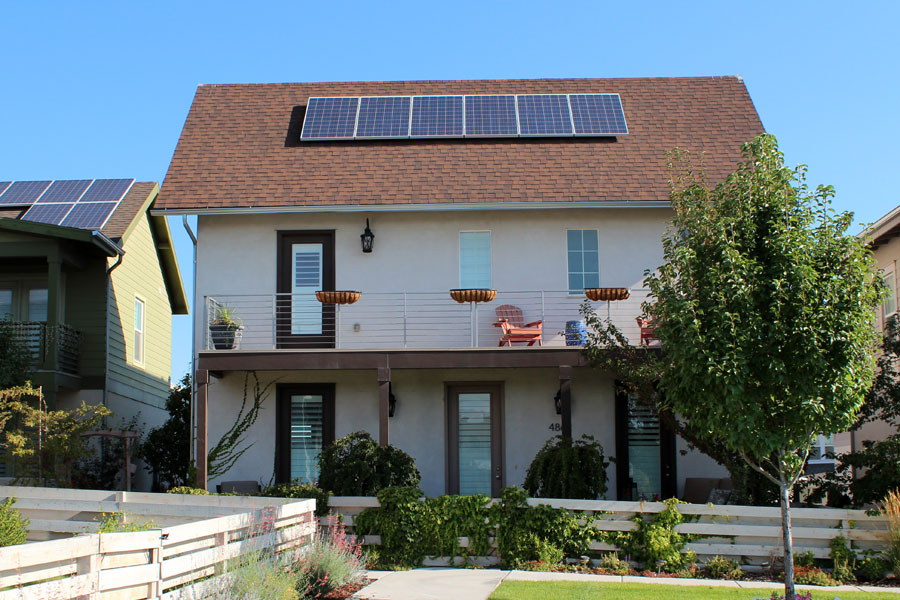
[292,243,323,335]
[460,232,491,289]
[627,396,661,500]
[458,392,492,495]
[0,290,12,319]
[567,230,600,293]
[134,298,145,364]
[884,273,896,319]
[28,289,48,322]
[290,394,324,483]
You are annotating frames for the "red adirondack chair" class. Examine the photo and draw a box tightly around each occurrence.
[636,317,657,346]
[494,304,543,346]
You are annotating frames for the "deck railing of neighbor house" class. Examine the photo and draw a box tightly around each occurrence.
[0,486,316,600]
[325,496,888,567]
[203,289,651,351]
[8,321,81,373]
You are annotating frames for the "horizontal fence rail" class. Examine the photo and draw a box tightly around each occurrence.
[203,289,651,351]
[0,486,316,600]
[324,496,888,567]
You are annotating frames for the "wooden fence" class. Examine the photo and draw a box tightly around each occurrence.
[0,486,316,600]
[325,496,889,566]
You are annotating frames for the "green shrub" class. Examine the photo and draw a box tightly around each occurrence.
[505,532,564,570]
[355,486,426,568]
[261,481,331,517]
[317,431,420,496]
[492,486,597,570]
[829,535,857,583]
[597,552,631,575]
[793,550,816,567]
[704,555,742,580]
[523,435,611,499]
[793,565,839,586]
[856,555,889,581]
[0,497,28,547]
[96,512,153,533]
[294,516,364,598]
[604,498,696,573]
[166,485,209,495]
[228,551,298,600]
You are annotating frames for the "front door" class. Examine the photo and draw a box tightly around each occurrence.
[277,231,335,348]
[447,383,504,497]
[615,385,677,500]
[276,384,335,483]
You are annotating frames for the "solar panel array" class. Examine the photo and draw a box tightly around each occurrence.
[0,179,134,230]
[300,93,628,141]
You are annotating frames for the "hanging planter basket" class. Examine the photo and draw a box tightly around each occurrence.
[449,288,497,303]
[315,290,362,305]
[584,287,631,302]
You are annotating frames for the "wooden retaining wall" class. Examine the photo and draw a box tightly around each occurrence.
[0,486,316,600]
[325,496,889,566]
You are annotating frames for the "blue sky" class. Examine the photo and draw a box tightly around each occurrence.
[1,1,898,381]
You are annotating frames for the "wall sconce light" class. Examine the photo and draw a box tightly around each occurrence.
[554,389,562,415]
[361,218,375,253]
[389,382,397,418]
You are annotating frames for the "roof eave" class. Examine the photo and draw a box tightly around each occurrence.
[0,218,122,257]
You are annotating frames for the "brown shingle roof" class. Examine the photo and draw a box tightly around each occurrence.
[102,181,157,241]
[156,77,765,211]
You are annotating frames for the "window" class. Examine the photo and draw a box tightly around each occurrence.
[808,435,835,464]
[459,231,491,288]
[27,288,48,322]
[276,384,335,484]
[884,273,896,320]
[567,230,600,293]
[133,297,145,365]
[0,290,12,319]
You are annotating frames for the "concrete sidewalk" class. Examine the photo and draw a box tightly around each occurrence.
[354,568,900,599]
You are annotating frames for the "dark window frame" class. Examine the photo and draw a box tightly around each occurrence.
[276,230,336,349]
[614,383,677,500]
[445,382,504,497]
[275,383,336,483]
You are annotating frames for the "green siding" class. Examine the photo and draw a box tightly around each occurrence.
[107,215,172,408]
[64,262,107,379]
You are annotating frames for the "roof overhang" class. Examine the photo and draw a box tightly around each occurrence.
[860,204,900,249]
[152,200,672,217]
[0,217,123,257]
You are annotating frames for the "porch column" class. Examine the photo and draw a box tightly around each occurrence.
[378,367,391,446]
[45,256,62,372]
[196,369,209,490]
[559,365,572,439]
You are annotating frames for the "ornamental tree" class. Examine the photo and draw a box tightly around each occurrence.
[646,134,881,599]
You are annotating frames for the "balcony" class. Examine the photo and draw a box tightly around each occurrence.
[8,321,82,374]
[202,289,650,352]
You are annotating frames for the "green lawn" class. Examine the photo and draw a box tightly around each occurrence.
[489,581,900,600]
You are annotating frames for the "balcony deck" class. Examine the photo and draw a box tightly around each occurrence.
[201,289,650,364]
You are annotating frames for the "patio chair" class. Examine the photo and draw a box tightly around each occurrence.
[636,317,657,346]
[493,304,543,346]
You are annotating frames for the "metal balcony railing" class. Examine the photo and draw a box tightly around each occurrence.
[7,321,82,374]
[202,290,650,351]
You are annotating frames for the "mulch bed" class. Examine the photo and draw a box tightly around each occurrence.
[321,577,373,599]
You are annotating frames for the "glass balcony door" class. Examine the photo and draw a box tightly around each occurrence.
[447,383,503,497]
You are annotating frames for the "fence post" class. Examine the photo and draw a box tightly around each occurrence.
[214,531,228,575]
[75,535,100,600]
[148,532,163,599]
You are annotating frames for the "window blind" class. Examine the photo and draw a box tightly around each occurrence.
[458,393,492,495]
[627,399,661,499]
[459,232,491,289]
[290,394,324,483]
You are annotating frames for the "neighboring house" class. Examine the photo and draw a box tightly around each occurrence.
[0,179,188,485]
[849,205,900,452]
[156,77,764,498]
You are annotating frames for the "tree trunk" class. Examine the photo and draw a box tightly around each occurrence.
[780,483,796,600]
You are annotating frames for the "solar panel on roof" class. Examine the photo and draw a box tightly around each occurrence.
[0,181,52,205]
[21,203,74,225]
[0,182,11,197]
[569,94,628,135]
[61,202,118,229]
[79,179,133,203]
[356,97,411,138]
[464,95,518,136]
[411,96,463,137]
[301,97,359,139]
[517,95,573,136]
[36,179,92,203]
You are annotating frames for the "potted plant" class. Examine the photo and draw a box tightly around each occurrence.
[209,305,243,350]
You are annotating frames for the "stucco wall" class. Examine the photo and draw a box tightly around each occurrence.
[204,366,720,498]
